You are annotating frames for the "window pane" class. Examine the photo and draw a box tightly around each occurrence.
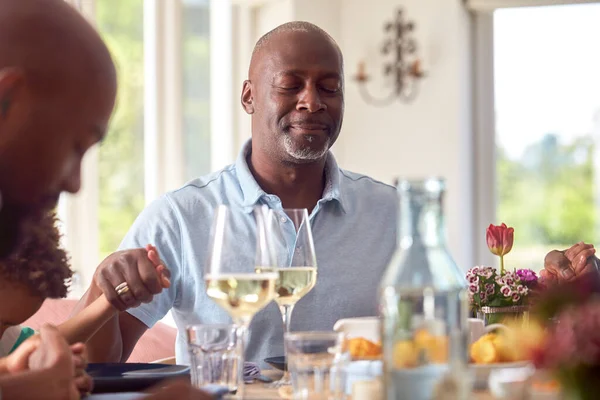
[96,0,145,258]
[494,4,600,271]
[182,0,211,181]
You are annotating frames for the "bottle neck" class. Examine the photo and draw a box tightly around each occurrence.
[398,189,446,248]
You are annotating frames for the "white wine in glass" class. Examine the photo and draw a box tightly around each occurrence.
[259,208,318,387]
[205,205,278,397]
[205,272,278,325]
[255,266,317,307]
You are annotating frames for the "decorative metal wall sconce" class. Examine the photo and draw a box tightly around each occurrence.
[354,8,425,105]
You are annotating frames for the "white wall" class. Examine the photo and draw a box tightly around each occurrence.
[236,0,475,269]
[335,0,474,269]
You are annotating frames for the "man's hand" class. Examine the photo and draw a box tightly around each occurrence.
[0,326,85,399]
[93,245,170,312]
[26,325,80,399]
[543,242,597,285]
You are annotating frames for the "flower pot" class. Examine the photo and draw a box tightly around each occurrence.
[476,305,530,326]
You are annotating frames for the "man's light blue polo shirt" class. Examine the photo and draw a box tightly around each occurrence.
[123,141,398,366]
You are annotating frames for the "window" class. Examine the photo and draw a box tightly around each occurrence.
[96,0,146,259]
[473,2,600,272]
[182,0,211,181]
[60,0,221,295]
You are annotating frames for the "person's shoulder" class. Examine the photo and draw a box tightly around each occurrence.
[168,164,238,199]
[134,164,238,220]
[338,169,397,213]
[339,169,397,198]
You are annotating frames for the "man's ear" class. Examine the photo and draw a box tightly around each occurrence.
[0,68,26,118]
[241,80,254,114]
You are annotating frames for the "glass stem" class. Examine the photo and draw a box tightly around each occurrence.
[280,304,294,379]
[235,322,248,398]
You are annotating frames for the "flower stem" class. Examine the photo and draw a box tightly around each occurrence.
[500,255,505,275]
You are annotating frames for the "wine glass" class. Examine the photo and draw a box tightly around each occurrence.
[258,208,318,387]
[205,205,279,397]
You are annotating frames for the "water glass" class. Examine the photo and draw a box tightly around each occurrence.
[285,332,349,400]
[187,324,240,393]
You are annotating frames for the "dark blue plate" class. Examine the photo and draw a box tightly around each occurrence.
[87,363,190,394]
[264,356,286,371]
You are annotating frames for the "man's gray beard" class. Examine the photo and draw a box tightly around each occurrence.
[283,135,330,161]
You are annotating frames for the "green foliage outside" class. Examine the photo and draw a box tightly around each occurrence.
[96,0,145,259]
[94,1,211,260]
[497,134,597,271]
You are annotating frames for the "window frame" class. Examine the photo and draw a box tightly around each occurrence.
[61,0,233,295]
[470,0,600,267]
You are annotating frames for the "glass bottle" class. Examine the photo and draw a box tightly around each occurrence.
[380,178,470,400]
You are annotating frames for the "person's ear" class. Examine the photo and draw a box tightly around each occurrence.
[0,68,26,119]
[241,80,254,114]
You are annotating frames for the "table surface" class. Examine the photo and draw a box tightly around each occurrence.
[86,370,495,399]
[242,371,495,400]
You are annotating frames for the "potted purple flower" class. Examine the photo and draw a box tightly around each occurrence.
[467,224,540,325]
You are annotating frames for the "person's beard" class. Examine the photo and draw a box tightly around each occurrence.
[0,202,29,258]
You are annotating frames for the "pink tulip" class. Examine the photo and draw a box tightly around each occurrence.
[486,223,514,274]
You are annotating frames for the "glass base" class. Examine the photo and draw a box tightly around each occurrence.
[266,372,291,388]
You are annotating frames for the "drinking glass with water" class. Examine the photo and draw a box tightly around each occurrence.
[187,324,240,393]
[285,331,350,400]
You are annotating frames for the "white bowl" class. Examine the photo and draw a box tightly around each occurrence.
[470,361,532,390]
[333,316,380,342]
[487,362,535,397]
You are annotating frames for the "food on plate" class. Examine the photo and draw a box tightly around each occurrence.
[470,331,525,364]
[392,329,449,368]
[531,379,560,393]
[347,337,382,359]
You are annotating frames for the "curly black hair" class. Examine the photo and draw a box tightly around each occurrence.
[0,211,72,298]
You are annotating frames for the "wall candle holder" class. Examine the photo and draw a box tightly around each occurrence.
[354,7,425,105]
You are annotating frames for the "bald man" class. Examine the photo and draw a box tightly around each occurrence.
[0,0,210,398]
[77,21,398,369]
[0,0,115,258]
[0,0,115,398]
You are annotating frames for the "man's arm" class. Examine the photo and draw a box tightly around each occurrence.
[74,196,182,362]
[71,278,150,363]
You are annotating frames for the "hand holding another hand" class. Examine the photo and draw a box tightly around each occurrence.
[93,244,171,312]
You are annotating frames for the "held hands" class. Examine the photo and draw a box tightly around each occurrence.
[542,242,598,285]
[4,325,90,399]
[94,244,171,312]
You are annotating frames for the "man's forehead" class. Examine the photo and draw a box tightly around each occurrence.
[252,30,342,77]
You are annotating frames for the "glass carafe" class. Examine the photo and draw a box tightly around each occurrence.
[380,178,470,400]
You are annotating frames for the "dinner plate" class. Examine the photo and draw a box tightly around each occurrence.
[264,356,286,371]
[87,363,190,393]
[469,361,531,390]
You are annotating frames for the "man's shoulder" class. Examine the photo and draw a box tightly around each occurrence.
[336,169,397,213]
[339,169,397,199]
[140,164,242,220]
[170,164,239,197]
[159,164,246,207]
